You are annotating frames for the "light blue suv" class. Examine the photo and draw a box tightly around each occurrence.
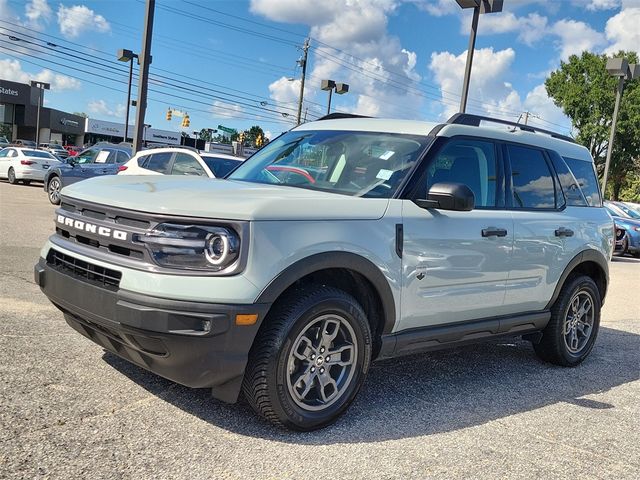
[35,113,613,430]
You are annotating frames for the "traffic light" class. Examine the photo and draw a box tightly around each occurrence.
[182,114,190,128]
[166,108,172,121]
[255,134,263,147]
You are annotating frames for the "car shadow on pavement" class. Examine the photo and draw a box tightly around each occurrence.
[102,326,639,443]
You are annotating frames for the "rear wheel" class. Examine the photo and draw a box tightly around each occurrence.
[47,176,61,205]
[533,275,601,366]
[243,286,372,431]
[7,168,17,185]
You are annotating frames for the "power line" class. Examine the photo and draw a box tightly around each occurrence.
[0,45,296,126]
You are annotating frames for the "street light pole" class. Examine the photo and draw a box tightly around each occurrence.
[133,0,155,154]
[459,6,479,114]
[321,80,349,115]
[601,58,638,198]
[117,49,138,143]
[30,81,50,147]
[456,0,503,113]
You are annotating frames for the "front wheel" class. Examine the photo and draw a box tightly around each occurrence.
[243,286,372,431]
[7,168,17,185]
[533,275,601,366]
[47,176,62,205]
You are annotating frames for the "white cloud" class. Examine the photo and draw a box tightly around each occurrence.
[252,0,424,119]
[211,100,244,119]
[0,58,81,91]
[584,0,621,10]
[25,0,52,29]
[475,12,548,46]
[522,84,571,132]
[429,47,520,119]
[57,4,110,38]
[604,6,640,54]
[550,19,606,60]
[87,99,125,118]
[412,0,459,17]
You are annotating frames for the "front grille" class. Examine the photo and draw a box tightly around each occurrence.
[47,249,122,289]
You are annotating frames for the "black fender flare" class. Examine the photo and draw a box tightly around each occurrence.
[544,249,609,309]
[255,251,397,334]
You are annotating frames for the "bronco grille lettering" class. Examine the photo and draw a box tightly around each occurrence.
[57,214,128,241]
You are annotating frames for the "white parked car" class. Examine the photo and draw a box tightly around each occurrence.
[118,147,243,178]
[0,147,61,184]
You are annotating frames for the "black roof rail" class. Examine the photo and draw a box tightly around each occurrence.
[316,113,371,121]
[446,113,576,144]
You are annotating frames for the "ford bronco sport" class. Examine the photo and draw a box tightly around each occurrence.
[35,113,614,431]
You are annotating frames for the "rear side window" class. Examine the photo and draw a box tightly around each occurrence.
[507,145,556,209]
[171,153,206,176]
[142,152,173,174]
[116,151,130,164]
[563,157,601,207]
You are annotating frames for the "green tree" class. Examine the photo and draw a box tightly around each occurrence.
[545,51,640,200]
[242,125,266,147]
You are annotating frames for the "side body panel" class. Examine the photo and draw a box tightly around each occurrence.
[400,200,514,330]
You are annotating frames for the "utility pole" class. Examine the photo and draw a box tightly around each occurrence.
[133,0,155,154]
[296,38,310,126]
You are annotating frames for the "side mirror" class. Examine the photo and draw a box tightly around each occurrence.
[415,182,475,211]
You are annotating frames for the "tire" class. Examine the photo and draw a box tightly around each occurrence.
[613,236,628,257]
[533,275,601,366]
[242,286,372,431]
[47,176,62,205]
[7,168,17,185]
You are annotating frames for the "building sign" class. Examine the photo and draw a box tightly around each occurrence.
[85,118,179,145]
[0,86,19,96]
[60,118,80,127]
[0,80,32,104]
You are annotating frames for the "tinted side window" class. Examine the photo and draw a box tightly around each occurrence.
[116,151,130,164]
[145,152,173,174]
[426,138,498,208]
[563,157,601,207]
[507,145,556,209]
[171,153,206,176]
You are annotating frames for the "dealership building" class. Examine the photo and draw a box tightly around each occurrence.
[1,78,180,147]
[0,79,85,145]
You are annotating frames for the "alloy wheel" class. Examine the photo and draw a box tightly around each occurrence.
[48,178,61,204]
[286,314,358,411]
[563,290,595,354]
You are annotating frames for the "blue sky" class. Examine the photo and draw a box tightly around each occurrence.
[1,0,638,140]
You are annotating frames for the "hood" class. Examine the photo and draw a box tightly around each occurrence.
[60,175,390,221]
[612,215,640,229]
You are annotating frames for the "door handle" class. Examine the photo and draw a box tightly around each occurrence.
[555,227,574,237]
[482,227,508,237]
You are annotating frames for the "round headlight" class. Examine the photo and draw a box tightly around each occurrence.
[204,232,230,265]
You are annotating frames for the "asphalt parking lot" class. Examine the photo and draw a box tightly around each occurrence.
[1,180,638,479]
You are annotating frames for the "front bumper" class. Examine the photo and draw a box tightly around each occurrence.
[35,258,270,402]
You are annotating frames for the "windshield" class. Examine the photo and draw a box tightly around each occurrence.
[228,130,430,197]
[23,149,56,159]
[74,149,100,164]
[613,202,640,219]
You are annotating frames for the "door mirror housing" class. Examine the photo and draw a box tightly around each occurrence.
[415,182,475,211]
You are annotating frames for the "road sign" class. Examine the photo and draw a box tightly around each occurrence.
[217,125,237,134]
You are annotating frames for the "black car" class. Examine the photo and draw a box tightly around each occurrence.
[44,143,132,205]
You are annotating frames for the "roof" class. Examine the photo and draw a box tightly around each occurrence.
[294,118,439,136]
[297,114,592,162]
